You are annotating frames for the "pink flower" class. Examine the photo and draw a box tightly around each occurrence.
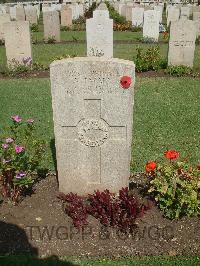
[1,144,8,149]
[27,118,34,124]
[6,137,14,143]
[11,115,22,123]
[16,171,26,179]
[15,145,24,153]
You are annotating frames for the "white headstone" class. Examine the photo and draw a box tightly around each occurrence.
[143,10,159,41]
[50,57,135,195]
[181,6,190,19]
[154,5,163,23]
[132,7,144,27]
[168,19,196,67]
[4,21,32,67]
[167,7,180,27]
[25,6,38,25]
[0,14,10,41]
[16,7,25,21]
[9,6,16,20]
[86,10,113,58]
[43,11,60,42]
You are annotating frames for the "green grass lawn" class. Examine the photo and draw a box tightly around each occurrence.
[0,42,199,72]
[0,77,199,172]
[31,30,144,42]
[0,255,199,266]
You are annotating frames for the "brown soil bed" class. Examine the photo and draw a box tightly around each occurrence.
[0,69,199,80]
[0,175,199,257]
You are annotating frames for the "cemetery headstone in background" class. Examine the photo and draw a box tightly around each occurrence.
[0,14,10,41]
[16,7,25,21]
[132,7,144,27]
[61,8,72,27]
[4,21,32,67]
[43,11,60,42]
[168,19,196,67]
[143,10,159,42]
[86,10,113,57]
[167,7,180,27]
[25,6,38,25]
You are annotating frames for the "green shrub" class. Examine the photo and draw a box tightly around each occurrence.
[145,150,200,219]
[105,1,126,23]
[71,23,86,31]
[8,63,30,76]
[84,2,97,19]
[166,65,192,77]
[60,26,71,31]
[0,39,5,45]
[196,36,200,45]
[0,60,47,77]
[0,116,46,204]
[30,23,39,32]
[47,36,56,44]
[72,16,86,25]
[135,46,165,72]
[138,37,158,44]
[131,26,142,32]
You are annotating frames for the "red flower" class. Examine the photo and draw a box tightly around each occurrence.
[196,165,200,170]
[164,149,179,160]
[145,160,156,173]
[120,76,132,89]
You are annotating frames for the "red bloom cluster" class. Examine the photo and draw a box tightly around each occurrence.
[145,160,156,173]
[120,76,132,89]
[196,165,200,170]
[164,149,179,160]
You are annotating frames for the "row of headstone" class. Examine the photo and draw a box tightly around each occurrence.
[9,5,40,21]
[2,3,198,69]
[8,6,38,24]
[113,3,164,23]
[49,1,199,195]
[86,5,197,68]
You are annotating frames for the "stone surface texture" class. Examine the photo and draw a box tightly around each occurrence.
[86,10,113,57]
[50,57,135,195]
[168,19,196,67]
[4,21,32,67]
[43,11,60,42]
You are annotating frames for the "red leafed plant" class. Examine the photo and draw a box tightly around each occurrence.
[59,187,151,232]
[59,192,88,228]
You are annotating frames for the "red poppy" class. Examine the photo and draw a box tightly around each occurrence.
[120,76,132,89]
[164,149,179,160]
[145,160,156,173]
[196,165,200,170]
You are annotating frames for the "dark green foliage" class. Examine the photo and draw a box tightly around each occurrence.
[30,23,39,32]
[135,46,165,72]
[105,1,126,23]
[84,2,97,19]
[166,65,193,77]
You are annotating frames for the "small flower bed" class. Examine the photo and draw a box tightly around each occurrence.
[135,46,167,72]
[59,187,151,233]
[145,150,200,219]
[113,22,132,31]
[0,116,46,204]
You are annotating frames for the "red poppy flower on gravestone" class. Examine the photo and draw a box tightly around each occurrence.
[120,76,132,89]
